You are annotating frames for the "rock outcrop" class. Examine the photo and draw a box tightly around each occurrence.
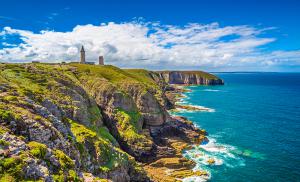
[157,71,224,85]
[0,63,219,181]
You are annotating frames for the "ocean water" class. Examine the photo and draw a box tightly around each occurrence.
[175,73,300,182]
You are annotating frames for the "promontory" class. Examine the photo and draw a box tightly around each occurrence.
[0,63,223,182]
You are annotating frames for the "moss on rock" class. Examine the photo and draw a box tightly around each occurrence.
[28,141,47,159]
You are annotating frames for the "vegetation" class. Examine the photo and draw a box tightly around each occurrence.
[115,108,144,142]
[0,139,9,146]
[0,109,13,122]
[67,118,129,171]
[0,156,25,181]
[28,141,47,159]
[53,149,75,170]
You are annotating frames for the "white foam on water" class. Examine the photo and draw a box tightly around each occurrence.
[182,175,210,182]
[183,137,247,181]
[192,105,216,112]
[174,104,216,113]
[199,138,234,153]
[202,89,221,92]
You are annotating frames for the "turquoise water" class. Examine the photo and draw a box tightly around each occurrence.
[176,73,300,182]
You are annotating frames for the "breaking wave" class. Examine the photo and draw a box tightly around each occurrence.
[202,89,222,92]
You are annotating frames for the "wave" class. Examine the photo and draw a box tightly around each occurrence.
[182,175,211,182]
[202,89,222,92]
[191,105,215,112]
[183,137,247,181]
[175,105,216,113]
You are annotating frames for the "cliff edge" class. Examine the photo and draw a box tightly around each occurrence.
[157,71,224,85]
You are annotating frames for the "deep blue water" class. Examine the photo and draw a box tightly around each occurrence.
[176,73,300,182]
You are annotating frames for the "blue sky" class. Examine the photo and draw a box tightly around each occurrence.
[0,0,300,71]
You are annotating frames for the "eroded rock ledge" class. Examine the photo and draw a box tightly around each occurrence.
[0,63,222,182]
[156,71,224,85]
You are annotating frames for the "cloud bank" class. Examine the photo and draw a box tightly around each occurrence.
[0,21,299,71]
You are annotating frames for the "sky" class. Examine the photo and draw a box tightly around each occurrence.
[0,0,299,71]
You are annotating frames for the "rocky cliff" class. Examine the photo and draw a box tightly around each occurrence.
[157,71,224,85]
[0,63,215,182]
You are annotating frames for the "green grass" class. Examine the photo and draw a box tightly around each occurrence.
[0,139,10,146]
[68,118,97,143]
[0,156,25,180]
[0,109,13,122]
[96,127,118,145]
[28,141,47,159]
[67,118,129,171]
[0,126,9,135]
[0,173,15,182]
[88,105,102,125]
[67,170,81,182]
[114,108,150,146]
[53,149,75,170]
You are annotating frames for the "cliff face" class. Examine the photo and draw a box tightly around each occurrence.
[157,71,224,85]
[0,64,214,182]
[0,64,148,181]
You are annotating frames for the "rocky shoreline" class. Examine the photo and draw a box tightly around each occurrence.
[0,63,223,181]
[141,84,213,181]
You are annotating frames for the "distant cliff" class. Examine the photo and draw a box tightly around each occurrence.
[156,71,224,85]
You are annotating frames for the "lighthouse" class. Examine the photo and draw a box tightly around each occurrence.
[80,46,85,64]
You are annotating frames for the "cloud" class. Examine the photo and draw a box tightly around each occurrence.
[0,21,299,71]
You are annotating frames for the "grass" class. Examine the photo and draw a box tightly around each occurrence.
[53,149,75,170]
[0,139,9,146]
[28,141,47,159]
[0,109,13,122]
[88,105,102,125]
[0,156,25,180]
[67,118,129,171]
[67,118,97,143]
[67,170,82,182]
[96,127,118,145]
[114,108,153,148]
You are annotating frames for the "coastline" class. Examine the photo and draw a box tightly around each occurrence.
[142,84,213,181]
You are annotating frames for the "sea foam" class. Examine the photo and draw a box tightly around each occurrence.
[183,137,246,181]
[202,89,221,92]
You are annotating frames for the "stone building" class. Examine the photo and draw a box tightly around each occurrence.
[79,46,95,65]
[80,46,85,64]
[99,56,104,65]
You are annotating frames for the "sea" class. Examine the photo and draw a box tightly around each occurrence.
[172,73,300,182]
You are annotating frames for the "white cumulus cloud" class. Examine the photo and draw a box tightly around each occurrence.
[0,21,299,71]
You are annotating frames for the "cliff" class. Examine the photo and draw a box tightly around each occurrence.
[0,63,212,182]
[157,71,224,85]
